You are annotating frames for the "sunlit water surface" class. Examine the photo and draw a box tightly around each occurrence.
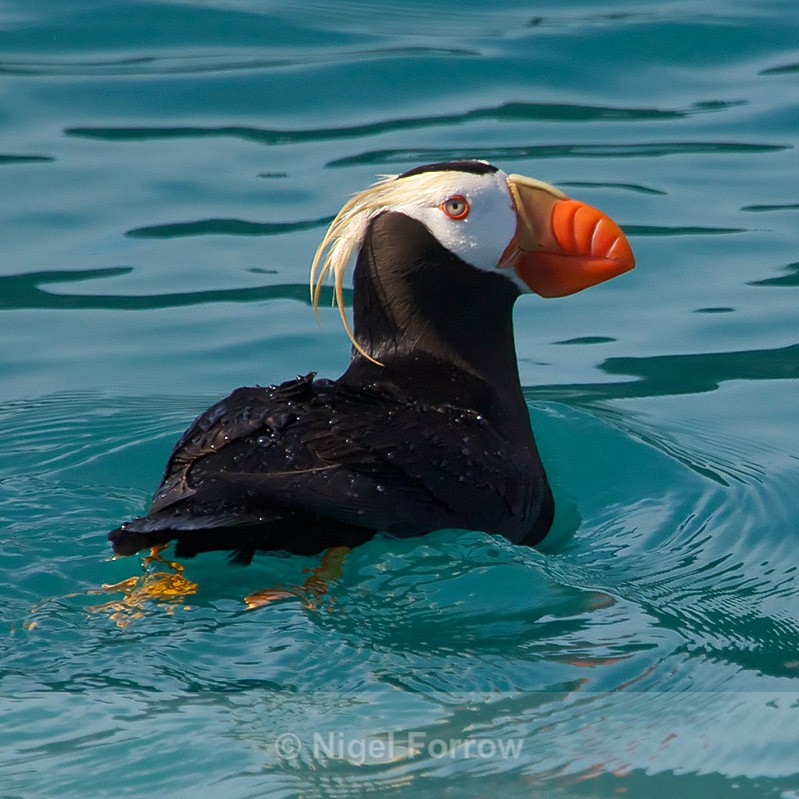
[1,1,798,797]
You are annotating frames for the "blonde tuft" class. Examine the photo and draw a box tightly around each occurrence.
[310,171,462,366]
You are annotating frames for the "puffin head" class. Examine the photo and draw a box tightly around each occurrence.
[312,160,634,364]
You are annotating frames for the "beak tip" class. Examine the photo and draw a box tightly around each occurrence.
[614,240,636,274]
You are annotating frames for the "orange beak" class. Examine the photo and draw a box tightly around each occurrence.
[501,174,635,297]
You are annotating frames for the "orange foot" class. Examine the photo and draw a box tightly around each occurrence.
[245,546,351,610]
[90,545,198,627]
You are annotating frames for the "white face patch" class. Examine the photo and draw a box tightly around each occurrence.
[390,169,518,273]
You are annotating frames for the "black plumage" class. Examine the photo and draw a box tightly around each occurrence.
[109,194,555,563]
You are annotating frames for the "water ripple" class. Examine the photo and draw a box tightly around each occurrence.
[527,343,799,402]
[623,224,745,236]
[760,61,799,75]
[623,225,746,236]
[125,216,331,239]
[0,154,54,164]
[740,202,799,212]
[747,262,799,287]
[553,336,617,345]
[2,384,797,784]
[559,180,667,195]
[0,268,346,311]
[0,46,480,78]
[63,100,731,148]
[530,400,799,680]
[327,141,790,167]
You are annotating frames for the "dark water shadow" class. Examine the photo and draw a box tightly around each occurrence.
[328,141,789,168]
[559,180,666,195]
[526,343,799,403]
[553,336,616,345]
[748,262,799,287]
[740,203,799,212]
[760,61,799,75]
[63,100,736,147]
[622,225,745,236]
[0,268,348,311]
[1,46,479,78]
[125,217,332,239]
[0,154,54,164]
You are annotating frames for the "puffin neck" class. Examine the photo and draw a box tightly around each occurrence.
[340,211,530,436]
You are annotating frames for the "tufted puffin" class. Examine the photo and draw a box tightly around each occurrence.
[109,160,634,564]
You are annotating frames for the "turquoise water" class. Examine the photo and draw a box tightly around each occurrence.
[2,0,798,796]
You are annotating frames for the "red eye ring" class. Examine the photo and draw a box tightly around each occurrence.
[440,195,470,220]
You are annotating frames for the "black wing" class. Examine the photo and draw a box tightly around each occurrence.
[110,373,545,557]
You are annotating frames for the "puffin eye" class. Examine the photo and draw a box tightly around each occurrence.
[440,195,470,220]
